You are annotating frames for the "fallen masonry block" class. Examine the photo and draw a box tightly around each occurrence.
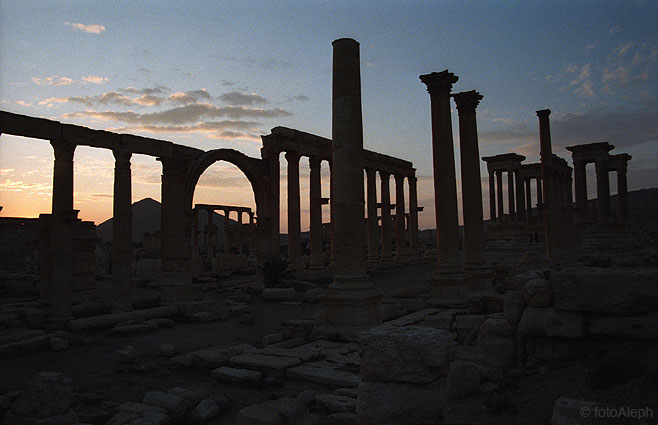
[286,365,360,387]
[212,366,262,384]
[67,305,178,331]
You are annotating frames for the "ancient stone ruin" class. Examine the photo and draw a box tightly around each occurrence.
[0,38,656,425]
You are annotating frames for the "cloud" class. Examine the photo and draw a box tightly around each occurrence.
[111,120,262,140]
[82,76,109,84]
[210,55,292,70]
[31,76,73,86]
[293,95,310,101]
[15,100,32,107]
[121,86,168,95]
[63,102,291,124]
[65,22,106,34]
[219,91,268,106]
[168,89,212,104]
[0,179,52,193]
[39,91,163,107]
[562,63,595,97]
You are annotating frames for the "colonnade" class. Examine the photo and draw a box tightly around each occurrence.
[260,127,420,271]
[566,143,631,221]
[191,204,255,258]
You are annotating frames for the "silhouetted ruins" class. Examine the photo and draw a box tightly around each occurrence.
[0,38,656,425]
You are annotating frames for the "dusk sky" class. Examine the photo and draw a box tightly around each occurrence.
[1,1,656,231]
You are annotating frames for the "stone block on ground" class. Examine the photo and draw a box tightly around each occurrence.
[262,288,296,302]
[477,318,515,369]
[447,360,479,399]
[588,312,658,340]
[551,397,599,425]
[314,394,356,413]
[142,391,185,415]
[518,307,584,338]
[455,314,486,341]
[504,290,525,323]
[286,365,360,387]
[230,353,301,376]
[523,278,553,307]
[356,380,443,425]
[190,399,219,422]
[212,366,262,384]
[4,408,79,425]
[9,372,74,419]
[553,268,658,313]
[358,325,453,384]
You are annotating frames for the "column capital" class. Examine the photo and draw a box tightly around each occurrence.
[379,170,390,181]
[394,173,405,183]
[536,109,551,119]
[50,139,76,160]
[157,156,188,176]
[453,90,483,114]
[113,148,132,167]
[365,167,376,177]
[420,70,459,97]
[309,156,321,169]
[285,150,301,162]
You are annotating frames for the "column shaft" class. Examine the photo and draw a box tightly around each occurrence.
[309,157,324,269]
[159,157,190,272]
[420,70,463,277]
[488,170,496,221]
[574,160,588,219]
[223,209,231,254]
[394,174,407,259]
[408,174,419,257]
[595,159,611,218]
[112,149,133,311]
[380,172,392,262]
[454,90,485,266]
[536,177,543,221]
[525,178,532,221]
[366,168,379,263]
[618,169,629,220]
[286,151,302,265]
[507,169,515,221]
[496,171,504,219]
[515,169,525,222]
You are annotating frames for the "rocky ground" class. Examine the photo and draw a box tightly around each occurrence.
[1,259,657,424]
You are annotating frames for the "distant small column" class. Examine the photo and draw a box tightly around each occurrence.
[379,171,393,263]
[111,148,133,312]
[496,170,504,219]
[537,109,557,257]
[191,208,199,255]
[574,160,588,219]
[595,158,611,218]
[394,174,407,261]
[420,69,465,301]
[309,156,324,269]
[207,209,214,256]
[524,178,532,221]
[617,165,629,221]
[515,169,526,222]
[507,169,515,221]
[329,161,336,267]
[366,167,380,265]
[223,208,231,255]
[48,139,77,326]
[408,173,420,257]
[488,169,496,222]
[536,177,544,221]
[237,211,244,254]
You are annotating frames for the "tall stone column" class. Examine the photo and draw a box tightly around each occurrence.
[496,170,504,220]
[617,166,629,221]
[329,161,336,267]
[365,167,380,265]
[111,149,133,312]
[454,90,490,288]
[595,158,611,218]
[48,140,76,325]
[309,156,324,269]
[223,208,231,255]
[191,208,199,254]
[286,151,302,268]
[488,169,496,222]
[207,209,214,256]
[379,171,393,263]
[316,38,381,339]
[507,169,515,221]
[394,174,407,261]
[525,178,532,221]
[515,169,526,222]
[537,109,557,257]
[261,146,280,256]
[574,160,588,219]
[536,177,543,221]
[420,70,465,303]
[408,174,420,257]
[158,156,191,300]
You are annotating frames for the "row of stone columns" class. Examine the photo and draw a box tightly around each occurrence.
[278,151,419,270]
[47,140,135,325]
[192,206,255,257]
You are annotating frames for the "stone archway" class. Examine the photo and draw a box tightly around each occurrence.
[185,148,273,258]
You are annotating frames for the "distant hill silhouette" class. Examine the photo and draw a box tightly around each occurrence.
[96,198,236,245]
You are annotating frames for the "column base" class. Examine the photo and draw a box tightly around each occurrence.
[395,253,409,264]
[314,275,382,340]
[428,271,467,308]
[365,257,380,270]
[464,262,494,290]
